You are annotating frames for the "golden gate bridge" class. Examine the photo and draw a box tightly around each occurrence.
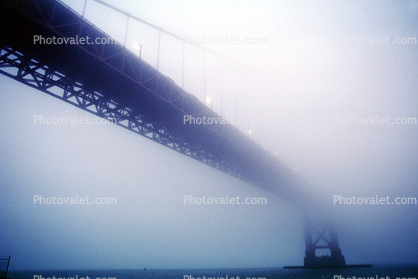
[0,0,372,269]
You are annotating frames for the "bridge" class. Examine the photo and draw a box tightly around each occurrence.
[0,0,370,269]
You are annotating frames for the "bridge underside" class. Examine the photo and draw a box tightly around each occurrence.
[0,0,374,270]
[0,0,312,205]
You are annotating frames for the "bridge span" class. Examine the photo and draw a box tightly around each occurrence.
[0,0,369,269]
[0,0,311,206]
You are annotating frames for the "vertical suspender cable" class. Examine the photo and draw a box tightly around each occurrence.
[181,41,185,88]
[157,30,161,70]
[124,16,130,47]
[219,58,223,117]
[203,50,206,105]
[82,0,88,17]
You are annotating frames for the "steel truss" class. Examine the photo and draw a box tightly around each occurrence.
[1,0,303,195]
[0,46,245,179]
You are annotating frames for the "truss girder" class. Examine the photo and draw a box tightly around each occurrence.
[0,0,310,197]
[0,46,249,180]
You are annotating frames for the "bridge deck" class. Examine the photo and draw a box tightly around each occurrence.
[0,0,309,205]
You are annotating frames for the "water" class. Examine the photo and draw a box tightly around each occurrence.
[7,266,418,279]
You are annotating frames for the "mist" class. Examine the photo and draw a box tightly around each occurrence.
[0,0,417,270]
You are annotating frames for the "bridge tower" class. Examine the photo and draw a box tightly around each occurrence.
[303,221,346,268]
[284,220,372,269]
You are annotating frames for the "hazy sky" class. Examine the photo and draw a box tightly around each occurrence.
[1,0,418,270]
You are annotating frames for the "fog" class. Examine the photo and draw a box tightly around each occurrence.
[0,0,417,270]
